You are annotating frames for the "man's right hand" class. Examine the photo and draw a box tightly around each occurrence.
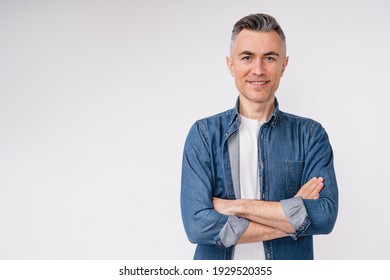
[295,177,324,199]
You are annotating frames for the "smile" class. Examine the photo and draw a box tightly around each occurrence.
[248,81,269,85]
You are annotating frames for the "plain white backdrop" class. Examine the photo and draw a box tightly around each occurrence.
[1,0,389,259]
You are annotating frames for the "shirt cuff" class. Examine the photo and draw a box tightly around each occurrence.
[215,215,249,248]
[280,196,311,240]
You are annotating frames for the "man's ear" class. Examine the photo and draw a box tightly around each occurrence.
[226,56,235,77]
[281,56,289,76]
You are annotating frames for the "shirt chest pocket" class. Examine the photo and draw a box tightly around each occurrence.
[285,161,305,196]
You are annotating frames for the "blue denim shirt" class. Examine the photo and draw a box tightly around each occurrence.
[181,98,338,260]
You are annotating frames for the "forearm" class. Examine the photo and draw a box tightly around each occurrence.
[237,221,288,244]
[214,198,295,233]
[241,200,295,233]
[213,178,326,235]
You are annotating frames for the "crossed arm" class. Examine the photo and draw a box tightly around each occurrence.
[213,177,324,243]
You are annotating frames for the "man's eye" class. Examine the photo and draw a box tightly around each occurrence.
[265,57,276,62]
[242,56,252,61]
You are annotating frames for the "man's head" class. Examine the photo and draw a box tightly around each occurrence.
[230,13,286,55]
[227,13,289,112]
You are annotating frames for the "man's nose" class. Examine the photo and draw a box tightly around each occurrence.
[252,59,265,75]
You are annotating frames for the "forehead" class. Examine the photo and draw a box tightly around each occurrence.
[233,29,285,55]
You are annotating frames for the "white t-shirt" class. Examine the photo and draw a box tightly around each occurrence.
[233,115,265,260]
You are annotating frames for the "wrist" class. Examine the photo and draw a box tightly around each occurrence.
[234,199,253,218]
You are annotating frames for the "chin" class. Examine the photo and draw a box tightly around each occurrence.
[243,92,274,104]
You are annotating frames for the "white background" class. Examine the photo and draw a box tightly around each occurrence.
[0,0,389,259]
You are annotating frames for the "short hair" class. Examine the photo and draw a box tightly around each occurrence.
[230,13,286,53]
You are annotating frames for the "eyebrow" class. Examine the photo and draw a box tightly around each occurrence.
[238,50,280,57]
[238,50,255,56]
[264,51,280,57]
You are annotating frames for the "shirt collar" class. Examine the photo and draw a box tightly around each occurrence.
[229,97,280,127]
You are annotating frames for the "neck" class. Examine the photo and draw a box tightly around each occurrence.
[239,96,275,122]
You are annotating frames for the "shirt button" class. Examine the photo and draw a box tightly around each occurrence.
[299,226,305,231]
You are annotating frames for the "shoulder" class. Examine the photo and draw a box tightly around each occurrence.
[278,110,328,139]
[279,110,321,128]
[282,112,331,149]
[192,108,235,131]
[279,110,317,124]
[186,108,235,143]
[196,108,235,125]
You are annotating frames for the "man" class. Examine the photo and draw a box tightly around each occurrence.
[180,13,338,260]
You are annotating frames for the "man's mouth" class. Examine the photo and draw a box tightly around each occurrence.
[248,81,269,85]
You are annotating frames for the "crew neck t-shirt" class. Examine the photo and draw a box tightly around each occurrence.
[233,115,265,260]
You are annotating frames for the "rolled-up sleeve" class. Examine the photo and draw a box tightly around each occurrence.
[216,216,249,248]
[302,123,338,235]
[280,196,311,240]
[181,122,242,248]
[284,122,338,240]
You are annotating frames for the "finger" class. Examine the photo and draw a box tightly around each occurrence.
[306,185,323,199]
[305,177,323,190]
[306,181,324,199]
[313,181,325,197]
[296,177,318,197]
[294,178,314,197]
[295,177,324,198]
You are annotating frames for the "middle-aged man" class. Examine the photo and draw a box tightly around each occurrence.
[180,13,338,260]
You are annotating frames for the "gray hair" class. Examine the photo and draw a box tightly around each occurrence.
[230,13,286,53]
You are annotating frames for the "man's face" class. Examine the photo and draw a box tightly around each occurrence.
[226,29,289,106]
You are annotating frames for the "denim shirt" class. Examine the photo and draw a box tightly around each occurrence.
[181,98,338,260]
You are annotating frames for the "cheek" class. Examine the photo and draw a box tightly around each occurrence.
[275,63,287,75]
[234,65,251,78]
[269,67,284,79]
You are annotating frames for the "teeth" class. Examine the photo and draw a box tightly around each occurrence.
[250,81,267,85]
